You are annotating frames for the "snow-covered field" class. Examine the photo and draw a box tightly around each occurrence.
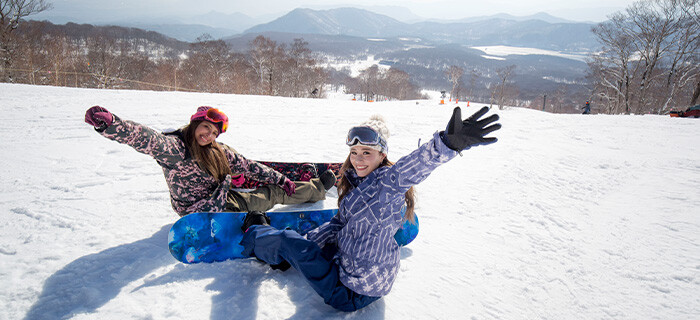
[324,55,391,77]
[1,83,698,319]
[471,45,588,62]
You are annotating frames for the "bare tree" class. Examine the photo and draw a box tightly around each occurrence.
[385,68,422,100]
[467,69,480,101]
[590,0,699,113]
[248,35,285,95]
[358,65,380,101]
[180,36,238,93]
[492,65,516,110]
[624,0,685,111]
[12,20,45,84]
[44,33,73,87]
[672,0,700,106]
[353,65,423,101]
[675,0,700,24]
[85,32,132,89]
[284,38,311,97]
[659,3,700,111]
[548,85,569,113]
[142,57,179,91]
[445,65,464,100]
[0,0,52,81]
[590,12,636,114]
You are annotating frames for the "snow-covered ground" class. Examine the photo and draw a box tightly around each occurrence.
[324,55,391,77]
[1,83,698,319]
[471,45,588,62]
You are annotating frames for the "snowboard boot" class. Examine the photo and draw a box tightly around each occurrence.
[241,211,270,233]
[270,260,291,271]
[299,163,318,182]
[241,211,292,272]
[319,170,337,190]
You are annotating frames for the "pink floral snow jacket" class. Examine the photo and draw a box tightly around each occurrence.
[99,115,285,216]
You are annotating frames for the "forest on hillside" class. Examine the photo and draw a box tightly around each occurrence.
[1,0,697,113]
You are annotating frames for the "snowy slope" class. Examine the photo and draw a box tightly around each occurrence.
[1,83,698,319]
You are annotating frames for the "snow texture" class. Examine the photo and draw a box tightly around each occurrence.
[1,83,698,319]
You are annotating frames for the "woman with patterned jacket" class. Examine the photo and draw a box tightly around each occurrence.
[238,106,501,311]
[84,106,336,217]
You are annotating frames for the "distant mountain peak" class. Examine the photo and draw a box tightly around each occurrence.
[244,7,406,36]
[455,12,574,24]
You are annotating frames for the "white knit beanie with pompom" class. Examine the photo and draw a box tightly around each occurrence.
[357,114,390,154]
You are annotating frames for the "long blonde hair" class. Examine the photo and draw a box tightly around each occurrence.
[183,121,232,181]
[337,154,416,223]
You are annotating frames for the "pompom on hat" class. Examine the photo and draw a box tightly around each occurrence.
[190,106,229,135]
[346,114,390,154]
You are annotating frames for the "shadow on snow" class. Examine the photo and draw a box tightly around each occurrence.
[23,224,402,319]
[24,225,173,319]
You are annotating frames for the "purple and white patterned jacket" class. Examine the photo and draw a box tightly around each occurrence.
[99,115,284,216]
[306,131,458,297]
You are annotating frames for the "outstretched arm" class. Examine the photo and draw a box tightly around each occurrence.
[380,106,502,194]
[85,106,186,166]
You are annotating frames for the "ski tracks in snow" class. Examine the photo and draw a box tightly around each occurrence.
[1,84,698,319]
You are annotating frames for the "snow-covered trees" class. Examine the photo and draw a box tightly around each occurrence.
[5,21,424,101]
[248,36,327,98]
[4,25,331,97]
[590,0,699,114]
[0,0,51,82]
[489,65,517,110]
[445,65,464,101]
[344,65,423,101]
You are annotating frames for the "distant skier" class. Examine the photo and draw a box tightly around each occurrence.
[84,106,336,217]
[238,106,501,311]
[582,100,591,114]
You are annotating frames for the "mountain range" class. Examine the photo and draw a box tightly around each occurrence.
[33,7,597,51]
[225,7,595,99]
[28,7,599,101]
[240,8,596,52]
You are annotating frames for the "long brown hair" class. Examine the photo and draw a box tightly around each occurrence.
[337,154,416,223]
[183,121,232,181]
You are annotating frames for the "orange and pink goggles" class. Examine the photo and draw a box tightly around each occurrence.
[190,107,229,133]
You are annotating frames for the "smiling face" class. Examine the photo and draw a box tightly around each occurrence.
[349,145,386,177]
[193,121,219,146]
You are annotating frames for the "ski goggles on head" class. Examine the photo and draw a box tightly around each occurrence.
[346,126,387,153]
[191,107,229,133]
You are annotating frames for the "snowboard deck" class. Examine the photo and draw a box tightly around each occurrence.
[239,161,342,189]
[168,208,419,264]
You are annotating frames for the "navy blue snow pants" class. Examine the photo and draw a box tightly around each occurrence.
[239,225,381,312]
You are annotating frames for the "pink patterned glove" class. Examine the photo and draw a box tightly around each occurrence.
[85,106,114,130]
[231,174,246,187]
[280,178,296,196]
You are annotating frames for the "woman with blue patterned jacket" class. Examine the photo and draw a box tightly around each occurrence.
[239,106,501,311]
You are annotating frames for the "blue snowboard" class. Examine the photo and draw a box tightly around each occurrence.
[168,208,419,264]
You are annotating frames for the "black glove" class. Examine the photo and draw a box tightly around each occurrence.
[442,106,501,151]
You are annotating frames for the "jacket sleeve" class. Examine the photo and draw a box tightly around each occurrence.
[379,131,459,195]
[221,144,285,185]
[306,212,345,248]
[99,115,185,167]
[179,174,232,216]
